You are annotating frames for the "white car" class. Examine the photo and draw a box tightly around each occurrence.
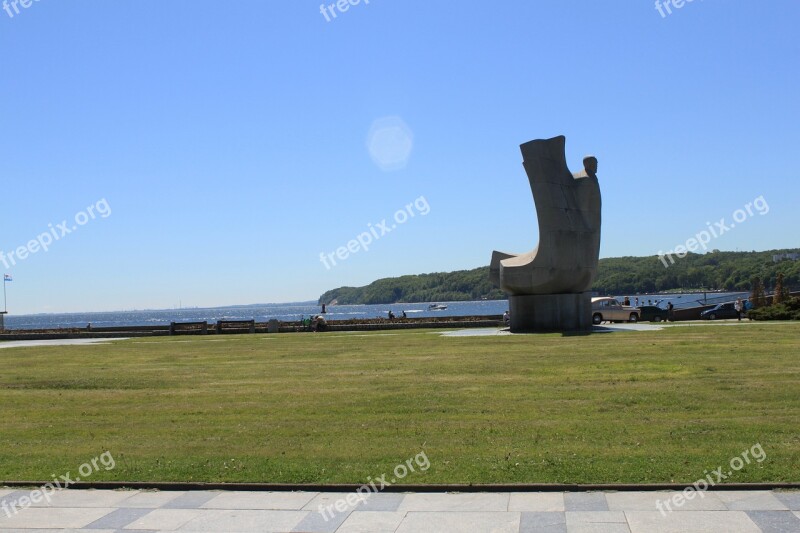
[591,297,641,325]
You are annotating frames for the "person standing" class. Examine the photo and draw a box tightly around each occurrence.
[734,298,743,321]
[667,301,674,322]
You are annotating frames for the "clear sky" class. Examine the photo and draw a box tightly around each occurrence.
[1,1,798,314]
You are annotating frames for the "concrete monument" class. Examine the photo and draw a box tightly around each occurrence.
[490,135,601,332]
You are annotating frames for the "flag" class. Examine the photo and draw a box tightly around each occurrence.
[3,274,11,282]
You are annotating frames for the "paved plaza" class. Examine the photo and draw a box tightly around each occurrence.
[0,339,128,350]
[1,488,798,532]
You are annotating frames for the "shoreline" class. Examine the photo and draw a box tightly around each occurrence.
[0,315,505,341]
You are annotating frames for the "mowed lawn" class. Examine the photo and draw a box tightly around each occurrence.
[1,323,798,484]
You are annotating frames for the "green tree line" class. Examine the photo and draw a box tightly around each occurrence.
[319,268,506,305]
[319,249,800,305]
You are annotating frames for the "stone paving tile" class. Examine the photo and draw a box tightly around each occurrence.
[509,493,565,512]
[396,492,509,512]
[84,508,153,529]
[530,526,566,533]
[564,493,608,512]
[774,491,800,510]
[567,511,626,523]
[718,491,789,510]
[36,490,135,509]
[566,511,630,533]
[122,508,206,530]
[301,492,365,523]
[291,508,351,533]
[566,524,630,533]
[606,491,727,512]
[298,491,404,515]
[0,530,116,533]
[395,511,520,533]
[201,491,316,510]
[0,491,30,512]
[303,492,359,510]
[174,509,308,532]
[625,510,761,533]
[116,490,185,508]
[745,510,800,533]
[519,511,567,533]
[0,490,796,532]
[335,511,406,533]
[293,493,404,532]
[0,507,115,529]
[162,492,219,509]
[356,492,405,512]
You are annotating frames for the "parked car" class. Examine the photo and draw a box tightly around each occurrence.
[700,302,739,320]
[591,297,641,325]
[639,305,667,322]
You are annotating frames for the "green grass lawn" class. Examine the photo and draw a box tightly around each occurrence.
[1,323,798,484]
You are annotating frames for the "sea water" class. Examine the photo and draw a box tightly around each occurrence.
[2,291,748,330]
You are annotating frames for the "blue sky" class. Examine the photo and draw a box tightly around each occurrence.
[1,0,798,314]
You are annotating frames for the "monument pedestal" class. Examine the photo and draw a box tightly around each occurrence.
[509,292,592,333]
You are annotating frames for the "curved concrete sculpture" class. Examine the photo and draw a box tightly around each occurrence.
[490,135,601,332]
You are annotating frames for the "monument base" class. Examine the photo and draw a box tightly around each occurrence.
[509,292,592,333]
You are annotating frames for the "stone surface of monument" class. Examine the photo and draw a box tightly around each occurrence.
[490,135,602,332]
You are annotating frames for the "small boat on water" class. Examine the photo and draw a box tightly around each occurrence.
[428,304,448,311]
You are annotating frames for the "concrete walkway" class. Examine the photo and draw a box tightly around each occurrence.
[1,489,798,532]
[0,338,128,349]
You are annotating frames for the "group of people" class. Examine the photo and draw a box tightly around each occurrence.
[622,296,663,307]
[734,297,752,321]
[299,315,327,332]
[623,295,751,321]
[387,310,407,320]
[622,296,675,321]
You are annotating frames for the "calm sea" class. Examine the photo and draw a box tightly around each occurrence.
[2,300,509,330]
[2,292,747,330]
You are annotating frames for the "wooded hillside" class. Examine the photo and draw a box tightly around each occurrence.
[319,250,800,305]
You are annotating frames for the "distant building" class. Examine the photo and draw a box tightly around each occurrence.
[773,252,800,263]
